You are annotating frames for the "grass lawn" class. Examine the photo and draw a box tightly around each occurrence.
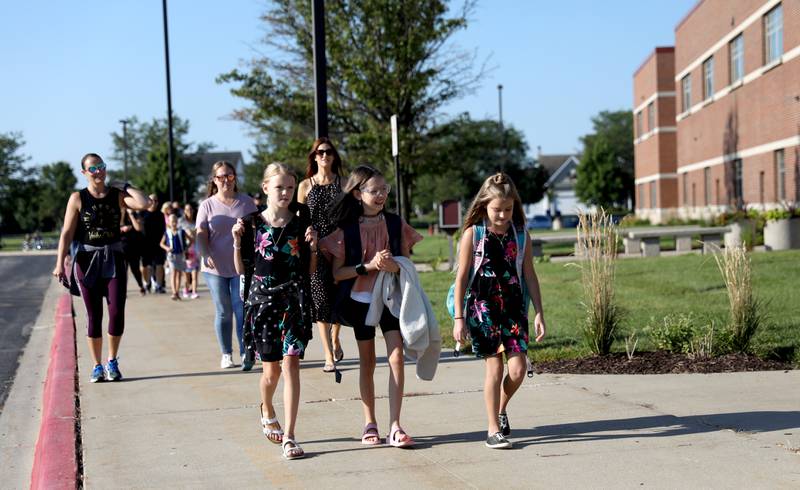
[0,232,59,251]
[419,250,800,365]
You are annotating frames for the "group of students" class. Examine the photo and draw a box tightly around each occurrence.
[53,139,547,460]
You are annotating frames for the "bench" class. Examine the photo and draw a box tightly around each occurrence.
[624,226,730,257]
[531,233,580,257]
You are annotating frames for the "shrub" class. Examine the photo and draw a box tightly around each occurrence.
[618,214,650,228]
[576,210,622,355]
[649,313,695,353]
[713,244,768,353]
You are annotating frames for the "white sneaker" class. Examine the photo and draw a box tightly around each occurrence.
[220,353,235,369]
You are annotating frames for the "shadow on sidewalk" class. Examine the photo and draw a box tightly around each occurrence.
[416,411,800,449]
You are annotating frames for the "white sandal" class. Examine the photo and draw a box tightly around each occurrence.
[281,437,305,460]
[259,404,283,444]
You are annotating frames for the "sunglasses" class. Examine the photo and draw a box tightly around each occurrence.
[360,184,391,196]
[214,174,236,182]
[86,162,107,174]
[315,148,334,157]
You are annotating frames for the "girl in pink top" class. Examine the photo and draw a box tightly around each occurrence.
[321,165,422,448]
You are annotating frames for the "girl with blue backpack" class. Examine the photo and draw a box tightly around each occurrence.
[451,172,547,449]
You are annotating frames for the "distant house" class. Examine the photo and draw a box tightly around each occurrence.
[186,151,246,199]
[524,153,592,218]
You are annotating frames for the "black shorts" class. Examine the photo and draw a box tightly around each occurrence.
[338,297,400,341]
[141,246,166,267]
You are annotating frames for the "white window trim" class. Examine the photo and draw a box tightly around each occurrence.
[635,173,678,185]
[634,126,677,145]
[677,135,800,174]
[675,0,782,82]
[633,91,676,115]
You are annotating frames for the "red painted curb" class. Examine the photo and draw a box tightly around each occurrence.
[30,292,78,490]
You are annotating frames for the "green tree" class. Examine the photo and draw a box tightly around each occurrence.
[109,115,213,202]
[218,0,485,220]
[415,115,547,212]
[576,110,634,209]
[0,132,31,233]
[37,161,77,230]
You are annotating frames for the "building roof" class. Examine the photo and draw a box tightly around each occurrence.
[186,151,245,177]
[544,155,581,189]
[538,154,576,176]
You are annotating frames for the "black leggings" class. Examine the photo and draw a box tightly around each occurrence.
[75,261,127,338]
[125,248,144,289]
[339,298,400,341]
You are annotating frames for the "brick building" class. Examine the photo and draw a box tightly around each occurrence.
[633,0,799,223]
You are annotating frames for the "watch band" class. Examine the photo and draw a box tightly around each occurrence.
[355,263,367,276]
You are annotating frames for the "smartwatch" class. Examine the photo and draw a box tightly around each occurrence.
[355,263,368,276]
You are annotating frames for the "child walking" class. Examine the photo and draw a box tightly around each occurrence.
[321,165,422,448]
[232,163,318,460]
[452,172,546,449]
[160,213,192,300]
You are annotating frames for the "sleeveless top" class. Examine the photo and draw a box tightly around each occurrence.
[306,175,341,239]
[77,187,122,246]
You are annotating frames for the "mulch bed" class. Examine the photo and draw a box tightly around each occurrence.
[535,351,793,375]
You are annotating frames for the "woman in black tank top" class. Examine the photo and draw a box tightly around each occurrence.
[53,153,151,383]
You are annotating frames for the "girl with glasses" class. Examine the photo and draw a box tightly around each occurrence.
[195,161,258,370]
[297,137,346,374]
[320,165,423,448]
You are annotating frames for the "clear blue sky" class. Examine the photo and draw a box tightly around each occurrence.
[1,0,697,174]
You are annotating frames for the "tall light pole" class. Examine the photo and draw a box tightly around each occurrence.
[119,119,129,182]
[312,0,328,138]
[497,84,506,171]
[162,0,176,201]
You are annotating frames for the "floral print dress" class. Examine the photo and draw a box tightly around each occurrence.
[244,217,312,362]
[464,228,529,358]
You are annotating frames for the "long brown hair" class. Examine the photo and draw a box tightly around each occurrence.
[205,161,238,197]
[305,137,343,179]
[330,165,382,226]
[462,172,526,231]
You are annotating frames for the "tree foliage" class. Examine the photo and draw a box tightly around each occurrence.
[109,115,213,203]
[415,114,547,212]
[576,110,634,209]
[37,161,77,230]
[218,0,486,220]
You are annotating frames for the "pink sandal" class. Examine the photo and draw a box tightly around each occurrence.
[388,426,415,448]
[361,423,382,445]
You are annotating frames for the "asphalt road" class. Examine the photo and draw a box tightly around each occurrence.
[0,254,55,412]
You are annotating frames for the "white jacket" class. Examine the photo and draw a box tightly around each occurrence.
[365,256,441,380]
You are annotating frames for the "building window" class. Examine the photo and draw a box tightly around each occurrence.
[637,184,644,208]
[682,173,688,205]
[729,34,744,84]
[635,111,643,137]
[715,179,720,205]
[691,182,696,207]
[647,102,655,131]
[681,75,692,112]
[650,182,657,208]
[704,167,711,205]
[733,159,744,206]
[775,149,786,200]
[703,57,714,100]
[764,4,783,65]
[759,171,765,205]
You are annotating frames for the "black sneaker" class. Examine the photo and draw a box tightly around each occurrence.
[498,412,510,436]
[485,432,512,449]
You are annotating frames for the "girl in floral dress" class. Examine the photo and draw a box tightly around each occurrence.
[233,163,318,460]
[451,172,547,449]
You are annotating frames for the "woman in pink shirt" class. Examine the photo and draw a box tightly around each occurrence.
[195,161,257,370]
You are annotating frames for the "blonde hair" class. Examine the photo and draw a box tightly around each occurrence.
[262,162,297,184]
[462,172,526,231]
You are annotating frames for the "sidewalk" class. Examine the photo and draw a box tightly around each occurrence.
[72,278,799,488]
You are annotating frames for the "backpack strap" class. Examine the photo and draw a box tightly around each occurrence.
[384,212,402,256]
[467,222,486,285]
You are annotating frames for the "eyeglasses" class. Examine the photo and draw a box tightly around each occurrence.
[315,148,334,157]
[360,184,391,196]
[86,162,107,174]
[214,174,236,182]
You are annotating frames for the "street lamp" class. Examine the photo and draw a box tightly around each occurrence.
[498,84,506,171]
[119,119,129,182]
[162,0,176,201]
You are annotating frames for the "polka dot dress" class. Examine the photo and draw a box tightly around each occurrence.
[306,176,342,323]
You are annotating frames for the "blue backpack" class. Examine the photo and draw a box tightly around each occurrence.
[446,221,529,320]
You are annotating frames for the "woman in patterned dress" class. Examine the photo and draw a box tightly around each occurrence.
[297,137,345,372]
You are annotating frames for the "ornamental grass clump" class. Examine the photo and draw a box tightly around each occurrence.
[713,244,767,353]
[576,210,622,355]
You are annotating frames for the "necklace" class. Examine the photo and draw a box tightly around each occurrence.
[264,211,292,245]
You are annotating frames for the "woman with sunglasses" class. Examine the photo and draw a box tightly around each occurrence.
[195,161,258,370]
[297,137,345,373]
[53,153,151,383]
